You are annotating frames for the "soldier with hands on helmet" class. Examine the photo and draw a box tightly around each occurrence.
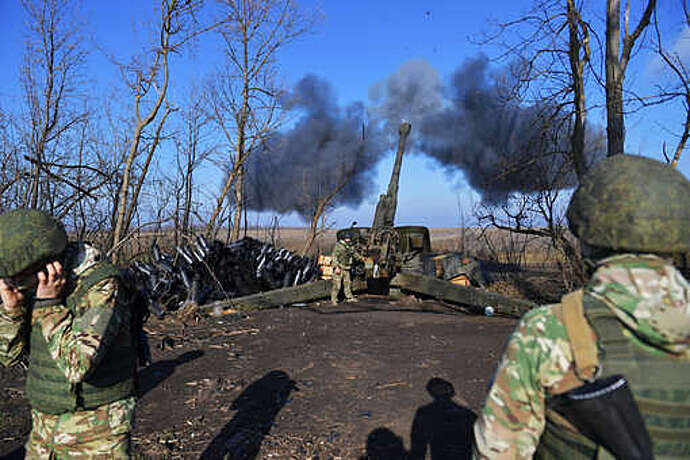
[330,234,364,305]
[0,209,137,459]
[472,155,690,459]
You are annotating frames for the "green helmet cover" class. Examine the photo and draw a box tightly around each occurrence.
[567,155,690,253]
[0,209,67,278]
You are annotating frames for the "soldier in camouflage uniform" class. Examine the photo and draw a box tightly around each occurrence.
[330,235,363,305]
[473,155,690,459]
[0,209,136,459]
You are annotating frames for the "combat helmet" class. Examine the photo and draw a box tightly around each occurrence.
[0,209,67,278]
[566,154,690,253]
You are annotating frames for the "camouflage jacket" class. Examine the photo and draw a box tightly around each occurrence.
[332,240,362,270]
[472,254,690,459]
[0,242,126,384]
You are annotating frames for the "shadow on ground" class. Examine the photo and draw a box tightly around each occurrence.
[137,349,204,397]
[409,377,476,460]
[360,377,476,460]
[200,370,297,460]
[360,427,408,460]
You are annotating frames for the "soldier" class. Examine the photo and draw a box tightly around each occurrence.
[472,155,690,459]
[0,209,137,458]
[330,234,363,305]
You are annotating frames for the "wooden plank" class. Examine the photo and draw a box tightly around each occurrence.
[390,272,535,317]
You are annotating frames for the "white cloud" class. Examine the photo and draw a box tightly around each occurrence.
[671,26,690,63]
[647,25,690,75]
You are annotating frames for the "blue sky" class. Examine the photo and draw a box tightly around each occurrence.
[2,1,689,228]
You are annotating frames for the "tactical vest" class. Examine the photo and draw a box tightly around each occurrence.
[535,292,690,459]
[334,242,354,269]
[26,262,136,415]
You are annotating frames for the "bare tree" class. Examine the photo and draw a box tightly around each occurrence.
[0,108,23,212]
[111,0,205,258]
[476,135,591,292]
[651,6,690,168]
[605,0,656,157]
[469,0,599,286]
[481,0,596,183]
[19,0,90,211]
[471,1,668,293]
[205,0,315,239]
[298,162,359,256]
[172,88,215,241]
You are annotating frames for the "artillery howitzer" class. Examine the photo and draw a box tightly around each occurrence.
[335,123,486,290]
[195,122,537,318]
[125,124,536,318]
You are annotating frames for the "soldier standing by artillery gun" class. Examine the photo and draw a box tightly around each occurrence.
[330,234,364,305]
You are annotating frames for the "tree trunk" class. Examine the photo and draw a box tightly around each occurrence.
[182,145,194,234]
[112,121,145,251]
[605,0,656,157]
[231,165,244,241]
[230,68,249,242]
[206,163,237,235]
[567,0,589,180]
[303,201,325,257]
[606,0,625,157]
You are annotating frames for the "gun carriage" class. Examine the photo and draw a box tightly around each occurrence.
[129,122,535,318]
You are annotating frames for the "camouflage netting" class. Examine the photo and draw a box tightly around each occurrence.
[567,155,690,253]
[0,209,67,278]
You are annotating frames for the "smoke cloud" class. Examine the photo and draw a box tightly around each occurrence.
[368,59,443,137]
[244,74,386,219]
[417,56,603,202]
[244,56,605,221]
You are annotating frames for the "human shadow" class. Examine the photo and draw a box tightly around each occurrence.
[200,370,297,460]
[360,427,408,460]
[136,349,204,397]
[408,378,477,460]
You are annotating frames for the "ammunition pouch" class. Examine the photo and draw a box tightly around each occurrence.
[549,374,653,460]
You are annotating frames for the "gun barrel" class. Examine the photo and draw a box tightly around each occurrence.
[372,122,412,230]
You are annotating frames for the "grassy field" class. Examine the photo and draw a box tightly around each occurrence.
[242,226,568,265]
[110,225,569,268]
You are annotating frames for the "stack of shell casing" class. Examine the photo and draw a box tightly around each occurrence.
[128,236,321,315]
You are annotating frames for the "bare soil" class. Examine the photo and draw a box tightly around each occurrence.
[0,295,516,459]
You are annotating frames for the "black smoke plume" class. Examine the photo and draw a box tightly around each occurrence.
[244,75,386,221]
[368,59,443,138]
[244,57,605,220]
[415,56,604,202]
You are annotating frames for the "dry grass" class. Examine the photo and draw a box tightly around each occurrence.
[96,226,567,266]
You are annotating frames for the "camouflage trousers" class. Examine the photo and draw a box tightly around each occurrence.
[25,397,136,459]
[331,269,355,303]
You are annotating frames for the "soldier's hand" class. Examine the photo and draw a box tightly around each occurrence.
[0,278,26,318]
[36,260,66,299]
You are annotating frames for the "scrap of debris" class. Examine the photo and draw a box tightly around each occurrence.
[128,236,321,317]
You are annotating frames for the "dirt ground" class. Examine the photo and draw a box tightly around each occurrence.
[0,295,516,459]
